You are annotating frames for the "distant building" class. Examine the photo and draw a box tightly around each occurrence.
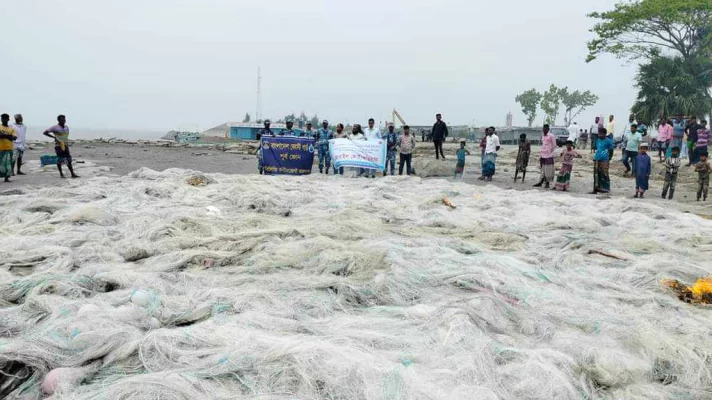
[506,112,513,128]
[202,122,305,140]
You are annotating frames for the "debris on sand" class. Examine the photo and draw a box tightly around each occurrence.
[663,278,712,304]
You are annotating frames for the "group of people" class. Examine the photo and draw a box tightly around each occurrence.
[0,113,79,183]
[257,116,420,177]
[470,115,710,202]
[556,114,710,201]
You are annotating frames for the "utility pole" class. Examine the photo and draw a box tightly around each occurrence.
[256,67,262,123]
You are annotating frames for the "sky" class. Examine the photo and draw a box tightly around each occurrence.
[2,0,638,133]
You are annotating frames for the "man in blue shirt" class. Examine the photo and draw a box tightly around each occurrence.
[623,123,642,175]
[315,120,333,174]
[280,120,297,137]
[591,127,615,195]
[383,125,399,176]
[302,121,316,139]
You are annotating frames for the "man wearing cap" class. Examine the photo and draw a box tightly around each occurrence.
[316,120,333,174]
[280,120,297,137]
[384,124,398,176]
[257,120,274,174]
[11,114,27,175]
[302,121,316,139]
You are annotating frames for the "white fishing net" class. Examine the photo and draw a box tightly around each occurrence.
[1,168,711,399]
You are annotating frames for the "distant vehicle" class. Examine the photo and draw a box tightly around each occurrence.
[551,126,571,147]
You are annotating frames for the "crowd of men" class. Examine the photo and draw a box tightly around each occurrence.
[256,114,449,177]
[0,114,78,182]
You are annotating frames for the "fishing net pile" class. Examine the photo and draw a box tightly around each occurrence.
[1,168,711,399]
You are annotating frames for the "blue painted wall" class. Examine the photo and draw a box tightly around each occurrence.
[229,127,307,140]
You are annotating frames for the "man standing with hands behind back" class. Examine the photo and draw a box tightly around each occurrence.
[432,113,448,160]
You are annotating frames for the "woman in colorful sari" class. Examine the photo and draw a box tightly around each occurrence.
[554,140,581,191]
[591,127,615,194]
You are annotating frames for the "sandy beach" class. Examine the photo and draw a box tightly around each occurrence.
[5,140,711,216]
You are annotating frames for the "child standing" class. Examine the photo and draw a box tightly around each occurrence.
[514,133,531,182]
[478,134,487,180]
[454,140,470,178]
[554,140,581,191]
[695,153,710,201]
[662,147,681,200]
[634,143,651,198]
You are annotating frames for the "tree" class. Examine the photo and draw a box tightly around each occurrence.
[632,56,712,124]
[587,0,712,63]
[297,112,308,128]
[282,113,296,124]
[540,85,564,125]
[560,88,599,125]
[310,114,320,128]
[515,89,542,127]
[243,113,251,123]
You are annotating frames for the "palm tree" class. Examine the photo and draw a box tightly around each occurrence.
[632,56,712,125]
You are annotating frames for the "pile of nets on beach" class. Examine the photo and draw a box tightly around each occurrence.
[1,168,711,399]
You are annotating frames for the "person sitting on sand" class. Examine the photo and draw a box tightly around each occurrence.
[514,133,531,182]
[0,113,17,183]
[553,140,581,191]
[42,115,79,179]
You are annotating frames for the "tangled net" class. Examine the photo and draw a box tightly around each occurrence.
[1,168,711,399]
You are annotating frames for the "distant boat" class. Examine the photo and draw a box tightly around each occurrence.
[162,130,202,143]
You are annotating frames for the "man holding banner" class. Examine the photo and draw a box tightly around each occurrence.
[330,124,386,176]
[316,120,333,174]
[260,133,316,175]
[363,118,382,178]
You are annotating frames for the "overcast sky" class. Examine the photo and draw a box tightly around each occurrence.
[2,0,637,132]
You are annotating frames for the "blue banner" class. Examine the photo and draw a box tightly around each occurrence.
[261,136,315,175]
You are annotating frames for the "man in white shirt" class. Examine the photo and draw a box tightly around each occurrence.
[12,114,27,175]
[482,127,501,181]
[620,114,636,158]
[607,115,616,139]
[362,118,381,178]
[567,121,579,148]
[589,116,601,154]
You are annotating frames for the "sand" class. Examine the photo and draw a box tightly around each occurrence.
[4,140,710,217]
